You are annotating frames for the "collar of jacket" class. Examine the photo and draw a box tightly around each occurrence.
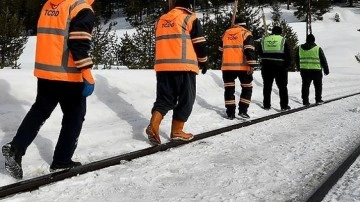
[232,24,246,28]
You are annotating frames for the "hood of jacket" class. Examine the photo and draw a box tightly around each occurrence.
[300,42,317,51]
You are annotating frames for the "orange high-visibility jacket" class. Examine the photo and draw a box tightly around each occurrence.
[34,0,93,82]
[154,7,199,74]
[221,26,252,71]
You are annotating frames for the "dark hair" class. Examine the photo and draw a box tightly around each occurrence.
[306,34,315,43]
[272,26,282,35]
[234,17,246,25]
[174,0,192,8]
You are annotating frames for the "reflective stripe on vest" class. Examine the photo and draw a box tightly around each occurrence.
[34,0,92,82]
[299,46,321,70]
[154,8,198,73]
[221,26,251,71]
[261,35,285,61]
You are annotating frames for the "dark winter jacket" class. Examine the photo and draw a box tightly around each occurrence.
[190,18,208,67]
[259,35,291,70]
[295,42,329,74]
[68,9,95,68]
[242,29,258,68]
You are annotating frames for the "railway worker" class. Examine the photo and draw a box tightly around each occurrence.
[2,0,96,179]
[219,17,257,120]
[145,0,208,145]
[259,25,292,111]
[296,34,329,105]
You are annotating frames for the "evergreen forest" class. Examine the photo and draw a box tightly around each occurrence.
[0,0,356,69]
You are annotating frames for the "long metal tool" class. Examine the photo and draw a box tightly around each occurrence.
[231,0,239,27]
[261,7,268,36]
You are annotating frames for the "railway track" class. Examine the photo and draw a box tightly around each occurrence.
[1,92,360,200]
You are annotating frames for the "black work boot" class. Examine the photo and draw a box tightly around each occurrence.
[281,106,291,111]
[2,143,23,180]
[227,114,235,120]
[50,160,82,172]
[226,107,236,120]
[238,112,250,119]
[316,100,324,105]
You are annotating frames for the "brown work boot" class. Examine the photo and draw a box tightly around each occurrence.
[146,111,163,145]
[170,119,194,141]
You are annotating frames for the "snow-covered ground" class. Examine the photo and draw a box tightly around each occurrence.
[1,5,360,202]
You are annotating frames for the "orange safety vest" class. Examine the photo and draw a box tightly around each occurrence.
[34,0,93,82]
[154,7,199,74]
[221,26,252,71]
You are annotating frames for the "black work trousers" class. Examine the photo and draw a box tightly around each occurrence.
[261,68,289,109]
[222,70,253,116]
[12,78,86,164]
[152,71,196,122]
[300,70,323,104]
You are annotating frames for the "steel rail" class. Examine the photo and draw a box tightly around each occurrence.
[306,92,360,201]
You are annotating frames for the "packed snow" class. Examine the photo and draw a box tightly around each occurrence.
[1,5,360,202]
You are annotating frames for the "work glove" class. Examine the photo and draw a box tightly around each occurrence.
[199,62,208,74]
[324,70,329,76]
[81,68,95,97]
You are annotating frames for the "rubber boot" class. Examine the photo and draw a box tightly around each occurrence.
[170,119,194,141]
[146,111,163,145]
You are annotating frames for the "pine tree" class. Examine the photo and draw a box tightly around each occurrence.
[293,0,331,21]
[236,0,264,39]
[207,0,227,8]
[98,0,114,21]
[271,1,282,22]
[313,0,332,20]
[117,32,140,68]
[23,0,46,35]
[122,0,166,27]
[134,18,156,69]
[0,7,28,69]
[201,7,231,69]
[349,0,354,7]
[280,20,298,71]
[117,16,156,69]
[256,0,280,4]
[90,20,119,69]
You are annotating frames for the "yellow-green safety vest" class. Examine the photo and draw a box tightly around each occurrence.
[299,46,321,70]
[261,35,285,61]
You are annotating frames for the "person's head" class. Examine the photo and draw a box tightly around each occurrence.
[306,34,315,43]
[234,17,246,26]
[272,26,282,35]
[174,0,193,9]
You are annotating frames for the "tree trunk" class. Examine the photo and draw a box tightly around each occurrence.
[349,0,353,7]
[287,0,290,10]
[231,0,238,27]
[168,0,175,10]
